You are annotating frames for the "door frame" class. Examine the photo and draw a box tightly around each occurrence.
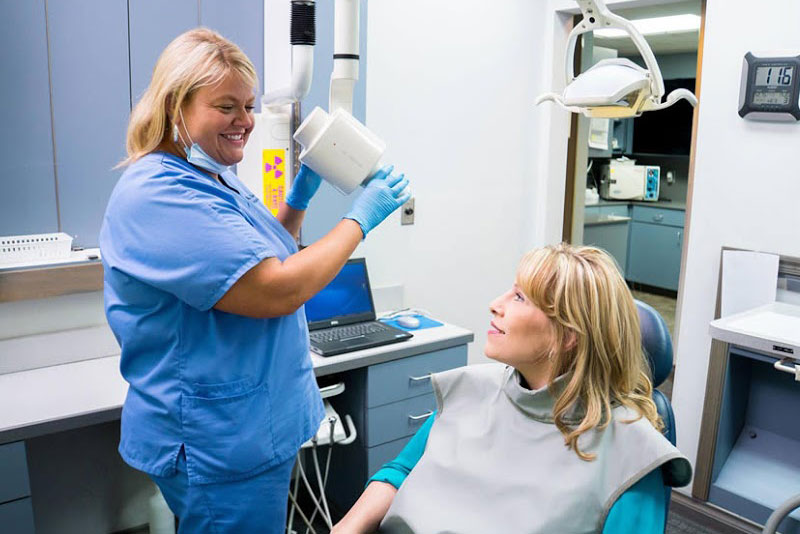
[554,0,707,349]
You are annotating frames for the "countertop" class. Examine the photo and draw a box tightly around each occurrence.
[586,199,687,211]
[583,213,631,226]
[0,322,473,444]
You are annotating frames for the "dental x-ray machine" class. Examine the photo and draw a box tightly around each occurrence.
[536,0,698,118]
[239,0,385,212]
[239,4,365,531]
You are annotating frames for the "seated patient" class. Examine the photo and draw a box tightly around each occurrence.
[332,244,692,534]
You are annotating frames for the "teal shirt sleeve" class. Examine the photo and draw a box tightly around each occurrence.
[367,411,435,489]
[602,468,667,534]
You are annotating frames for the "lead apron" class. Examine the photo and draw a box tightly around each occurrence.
[380,364,691,534]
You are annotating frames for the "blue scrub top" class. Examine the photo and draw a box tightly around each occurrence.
[100,152,324,485]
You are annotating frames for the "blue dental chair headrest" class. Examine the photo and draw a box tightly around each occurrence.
[635,299,673,387]
[635,299,678,525]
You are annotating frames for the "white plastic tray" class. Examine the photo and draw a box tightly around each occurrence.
[709,301,800,359]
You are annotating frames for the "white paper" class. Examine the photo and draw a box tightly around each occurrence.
[588,118,611,150]
[720,250,779,317]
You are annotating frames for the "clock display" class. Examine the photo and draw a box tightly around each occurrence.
[755,65,793,87]
[752,91,791,106]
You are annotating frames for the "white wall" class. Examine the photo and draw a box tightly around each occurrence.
[671,0,800,490]
[359,1,552,363]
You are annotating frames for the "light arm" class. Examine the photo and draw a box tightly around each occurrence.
[566,0,665,100]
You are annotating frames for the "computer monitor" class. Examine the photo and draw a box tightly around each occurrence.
[305,258,377,330]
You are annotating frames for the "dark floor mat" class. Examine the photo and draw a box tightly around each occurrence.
[667,510,722,534]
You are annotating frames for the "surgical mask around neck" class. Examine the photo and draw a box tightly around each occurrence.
[174,109,230,176]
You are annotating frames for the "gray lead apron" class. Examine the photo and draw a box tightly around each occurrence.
[380,364,691,534]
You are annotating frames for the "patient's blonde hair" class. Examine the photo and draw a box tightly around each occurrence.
[120,28,258,166]
[516,243,662,461]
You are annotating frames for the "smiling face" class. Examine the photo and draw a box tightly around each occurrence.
[177,73,255,167]
[485,284,557,389]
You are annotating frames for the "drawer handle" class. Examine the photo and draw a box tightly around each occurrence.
[774,358,800,381]
[653,214,664,222]
[408,410,434,421]
[409,374,432,382]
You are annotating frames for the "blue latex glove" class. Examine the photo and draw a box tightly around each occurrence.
[285,164,323,211]
[344,165,411,238]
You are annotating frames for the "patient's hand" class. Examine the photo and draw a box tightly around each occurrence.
[331,481,398,534]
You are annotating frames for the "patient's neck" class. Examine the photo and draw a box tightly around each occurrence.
[516,367,550,391]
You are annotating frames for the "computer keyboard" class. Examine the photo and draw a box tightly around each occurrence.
[309,322,390,343]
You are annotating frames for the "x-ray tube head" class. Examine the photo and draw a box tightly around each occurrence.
[294,107,386,195]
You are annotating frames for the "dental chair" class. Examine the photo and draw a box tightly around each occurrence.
[634,299,677,527]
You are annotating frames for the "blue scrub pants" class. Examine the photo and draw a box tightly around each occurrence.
[151,448,295,534]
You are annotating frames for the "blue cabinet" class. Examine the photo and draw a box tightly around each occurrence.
[583,205,630,276]
[0,499,35,534]
[129,0,199,105]
[0,0,59,236]
[626,206,684,291]
[1,2,264,248]
[201,0,265,112]
[0,442,34,533]
[703,346,800,532]
[47,0,130,248]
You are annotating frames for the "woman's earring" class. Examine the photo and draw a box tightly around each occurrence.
[172,124,179,143]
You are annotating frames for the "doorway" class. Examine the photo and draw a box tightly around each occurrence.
[563,1,703,355]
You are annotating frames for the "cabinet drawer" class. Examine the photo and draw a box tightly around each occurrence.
[631,206,684,227]
[0,442,30,504]
[367,436,414,477]
[584,206,600,217]
[0,498,35,534]
[367,346,467,408]
[366,394,436,447]
[600,205,629,217]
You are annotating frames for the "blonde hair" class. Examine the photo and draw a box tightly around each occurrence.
[516,243,662,461]
[120,28,258,166]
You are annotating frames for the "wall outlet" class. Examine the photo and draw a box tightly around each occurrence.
[401,198,415,225]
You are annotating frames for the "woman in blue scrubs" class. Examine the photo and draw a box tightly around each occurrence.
[332,244,692,534]
[99,28,409,533]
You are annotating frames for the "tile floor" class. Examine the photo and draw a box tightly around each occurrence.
[631,289,678,341]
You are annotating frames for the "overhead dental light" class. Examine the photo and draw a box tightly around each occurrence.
[536,0,698,118]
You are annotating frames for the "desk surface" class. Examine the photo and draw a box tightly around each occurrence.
[709,301,800,360]
[587,199,687,211]
[0,323,472,445]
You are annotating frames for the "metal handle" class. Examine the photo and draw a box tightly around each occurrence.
[653,214,664,222]
[408,410,434,421]
[774,358,800,381]
[318,382,345,399]
[409,374,431,382]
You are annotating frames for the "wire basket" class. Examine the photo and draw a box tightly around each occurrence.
[0,233,74,265]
